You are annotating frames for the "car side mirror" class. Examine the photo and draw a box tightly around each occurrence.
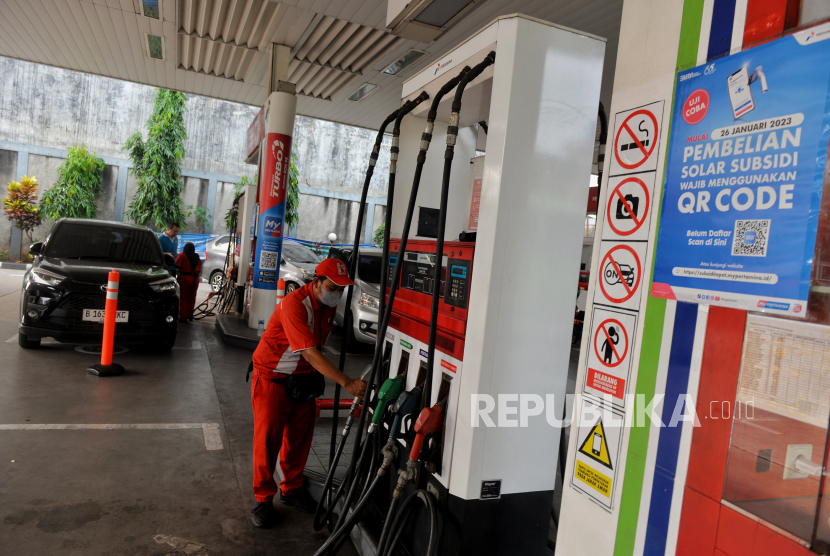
[163,253,176,267]
[29,242,43,256]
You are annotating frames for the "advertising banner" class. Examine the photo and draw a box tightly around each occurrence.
[252,132,292,290]
[652,24,830,316]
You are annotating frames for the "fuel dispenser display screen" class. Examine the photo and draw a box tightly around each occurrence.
[400,252,448,297]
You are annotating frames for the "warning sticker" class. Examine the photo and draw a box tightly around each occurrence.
[593,241,648,311]
[609,101,664,176]
[584,306,637,408]
[570,397,623,511]
[602,173,657,242]
[578,417,614,469]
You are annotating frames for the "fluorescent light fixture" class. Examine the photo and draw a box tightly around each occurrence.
[147,34,164,60]
[382,49,426,76]
[142,0,160,19]
[348,83,379,102]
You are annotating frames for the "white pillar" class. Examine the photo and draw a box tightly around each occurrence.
[248,89,297,329]
[248,43,297,329]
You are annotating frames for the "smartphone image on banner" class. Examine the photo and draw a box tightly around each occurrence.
[592,432,602,456]
[728,66,755,119]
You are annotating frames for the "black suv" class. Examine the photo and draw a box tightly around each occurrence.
[18,219,180,351]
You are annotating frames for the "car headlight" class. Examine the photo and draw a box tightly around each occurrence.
[31,269,65,286]
[359,292,379,309]
[301,268,315,281]
[149,277,177,292]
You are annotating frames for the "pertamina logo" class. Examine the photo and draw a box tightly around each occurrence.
[263,216,282,237]
[434,59,451,75]
[757,300,790,311]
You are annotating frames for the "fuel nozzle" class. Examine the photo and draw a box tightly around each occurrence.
[390,387,422,441]
[392,403,445,498]
[341,364,373,437]
[409,404,444,462]
[369,375,405,433]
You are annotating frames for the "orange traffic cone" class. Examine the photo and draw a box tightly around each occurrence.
[276,278,286,305]
[87,269,125,377]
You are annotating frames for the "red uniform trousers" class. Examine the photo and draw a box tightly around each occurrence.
[177,276,199,319]
[251,375,316,501]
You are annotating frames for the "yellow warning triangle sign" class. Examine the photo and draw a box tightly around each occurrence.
[578,418,613,470]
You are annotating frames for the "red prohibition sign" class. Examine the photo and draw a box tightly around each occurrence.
[614,110,659,170]
[607,177,650,236]
[599,244,642,304]
[593,318,629,368]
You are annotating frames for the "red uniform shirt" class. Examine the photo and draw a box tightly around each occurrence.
[252,282,336,378]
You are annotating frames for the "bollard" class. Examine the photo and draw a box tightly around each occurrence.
[87,269,125,377]
[276,278,286,305]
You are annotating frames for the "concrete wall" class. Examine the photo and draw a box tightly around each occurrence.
[0,55,389,255]
[0,149,16,256]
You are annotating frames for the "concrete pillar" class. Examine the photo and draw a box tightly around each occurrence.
[205,177,217,234]
[114,163,129,221]
[248,44,297,329]
[10,151,28,261]
[364,199,376,244]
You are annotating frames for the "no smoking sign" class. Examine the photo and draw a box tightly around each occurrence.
[593,241,648,311]
[609,101,664,176]
[584,307,637,409]
[602,173,657,241]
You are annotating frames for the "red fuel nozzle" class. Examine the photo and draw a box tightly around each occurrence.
[409,405,444,462]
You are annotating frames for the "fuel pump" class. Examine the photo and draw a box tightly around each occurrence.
[312,15,603,556]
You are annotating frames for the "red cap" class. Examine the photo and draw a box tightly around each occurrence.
[315,258,355,287]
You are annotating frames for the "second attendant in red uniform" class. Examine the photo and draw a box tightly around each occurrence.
[249,257,367,528]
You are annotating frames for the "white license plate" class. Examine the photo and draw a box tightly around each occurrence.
[82,309,129,322]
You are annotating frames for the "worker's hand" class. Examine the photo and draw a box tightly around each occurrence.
[344,378,367,398]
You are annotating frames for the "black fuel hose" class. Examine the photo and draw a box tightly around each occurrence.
[424,51,495,409]
[312,94,429,552]
[377,489,439,556]
[315,105,403,532]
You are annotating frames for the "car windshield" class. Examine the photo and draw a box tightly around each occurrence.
[282,242,321,264]
[358,254,382,284]
[43,223,164,265]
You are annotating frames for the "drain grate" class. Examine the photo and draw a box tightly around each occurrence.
[75,345,129,355]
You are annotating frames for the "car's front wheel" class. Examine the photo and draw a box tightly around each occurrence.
[210,270,224,292]
[285,281,300,293]
[18,331,41,349]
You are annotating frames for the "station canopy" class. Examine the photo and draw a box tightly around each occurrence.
[0,0,621,129]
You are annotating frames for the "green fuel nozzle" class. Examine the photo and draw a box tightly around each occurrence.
[390,387,422,440]
[369,375,405,432]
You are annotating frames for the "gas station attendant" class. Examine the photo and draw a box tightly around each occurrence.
[249,257,367,527]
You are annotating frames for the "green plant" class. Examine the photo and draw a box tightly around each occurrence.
[285,152,300,232]
[40,144,105,220]
[186,204,212,230]
[123,89,188,231]
[372,221,385,248]
[3,176,43,243]
[224,174,255,230]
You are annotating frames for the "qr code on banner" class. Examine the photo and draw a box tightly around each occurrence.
[732,219,770,257]
[259,250,278,270]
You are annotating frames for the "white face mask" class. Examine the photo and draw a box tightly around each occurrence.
[318,284,342,307]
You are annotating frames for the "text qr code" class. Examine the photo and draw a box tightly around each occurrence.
[732,219,770,257]
[259,250,278,270]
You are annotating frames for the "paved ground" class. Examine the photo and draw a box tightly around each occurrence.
[0,269,363,556]
[0,268,579,555]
